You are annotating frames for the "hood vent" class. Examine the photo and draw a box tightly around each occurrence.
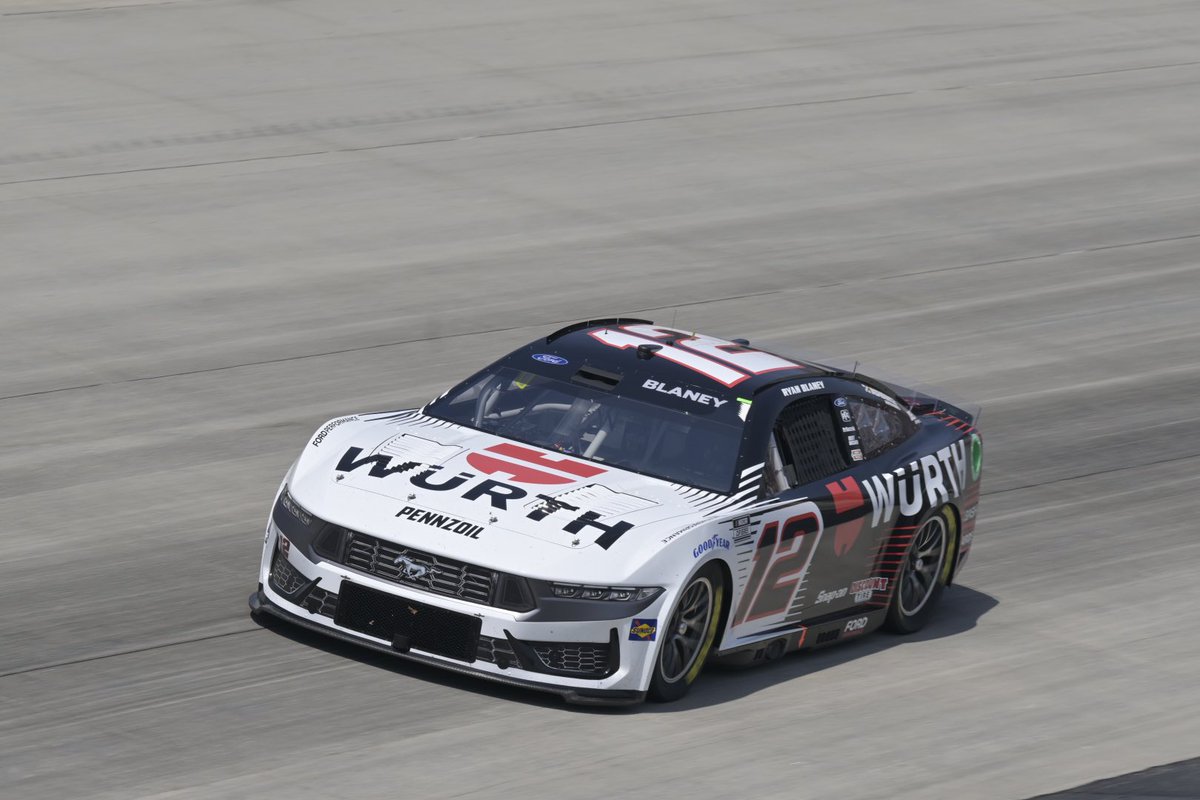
[571,365,622,391]
[535,483,658,519]
[376,433,461,465]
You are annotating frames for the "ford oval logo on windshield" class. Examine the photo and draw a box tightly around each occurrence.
[532,353,568,366]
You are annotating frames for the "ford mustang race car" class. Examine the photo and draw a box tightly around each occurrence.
[249,319,982,704]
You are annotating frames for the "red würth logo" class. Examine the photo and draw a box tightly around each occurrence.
[466,443,606,485]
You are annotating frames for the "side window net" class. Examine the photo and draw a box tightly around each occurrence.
[774,397,848,487]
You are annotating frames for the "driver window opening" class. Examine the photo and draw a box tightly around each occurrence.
[766,396,848,494]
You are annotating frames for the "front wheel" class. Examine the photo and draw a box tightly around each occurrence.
[648,564,724,703]
[884,506,957,634]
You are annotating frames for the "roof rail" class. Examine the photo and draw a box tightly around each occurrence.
[751,368,907,405]
[545,317,654,343]
[751,368,840,396]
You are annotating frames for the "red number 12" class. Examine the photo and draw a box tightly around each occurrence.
[733,507,823,626]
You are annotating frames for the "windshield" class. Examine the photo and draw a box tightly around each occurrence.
[425,366,743,492]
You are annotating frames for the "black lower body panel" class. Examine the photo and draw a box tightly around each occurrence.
[248,588,645,707]
[335,581,481,662]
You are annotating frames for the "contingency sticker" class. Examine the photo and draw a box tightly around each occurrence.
[629,619,658,641]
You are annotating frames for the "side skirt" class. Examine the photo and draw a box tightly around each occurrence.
[710,607,888,668]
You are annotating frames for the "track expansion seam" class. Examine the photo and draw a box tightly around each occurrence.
[0,291,781,401]
[984,451,1200,497]
[0,627,259,679]
[3,59,1198,187]
[2,231,1196,404]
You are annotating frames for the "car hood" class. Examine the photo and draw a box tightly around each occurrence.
[287,410,720,581]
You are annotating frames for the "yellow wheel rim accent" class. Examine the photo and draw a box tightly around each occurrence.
[939,508,958,584]
[685,582,723,685]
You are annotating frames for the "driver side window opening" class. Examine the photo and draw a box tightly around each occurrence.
[767,396,849,494]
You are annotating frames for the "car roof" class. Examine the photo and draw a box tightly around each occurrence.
[496,318,833,401]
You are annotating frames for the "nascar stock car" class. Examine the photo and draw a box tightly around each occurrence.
[249,319,982,704]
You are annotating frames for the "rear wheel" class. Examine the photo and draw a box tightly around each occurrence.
[884,506,957,634]
[648,563,724,702]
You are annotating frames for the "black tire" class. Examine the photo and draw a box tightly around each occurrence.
[648,563,725,703]
[884,506,957,634]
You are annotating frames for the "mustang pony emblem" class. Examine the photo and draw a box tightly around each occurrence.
[393,555,430,580]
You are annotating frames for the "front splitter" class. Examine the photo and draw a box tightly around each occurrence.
[248,590,645,707]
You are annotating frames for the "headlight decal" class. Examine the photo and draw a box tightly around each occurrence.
[550,584,662,602]
[270,485,327,552]
[279,486,312,525]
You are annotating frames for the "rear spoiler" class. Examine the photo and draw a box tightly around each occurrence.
[747,337,982,428]
[545,318,654,343]
[872,378,980,427]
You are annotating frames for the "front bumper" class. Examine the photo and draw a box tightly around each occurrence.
[253,525,655,705]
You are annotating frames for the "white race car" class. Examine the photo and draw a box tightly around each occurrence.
[250,319,982,704]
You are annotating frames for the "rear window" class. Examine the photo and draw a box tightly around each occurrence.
[848,397,915,459]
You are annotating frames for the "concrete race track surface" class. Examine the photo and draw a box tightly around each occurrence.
[1032,756,1200,799]
[2,1,1199,798]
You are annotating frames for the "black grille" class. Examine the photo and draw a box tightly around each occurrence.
[269,549,308,596]
[337,531,494,605]
[476,635,518,665]
[478,633,615,678]
[302,586,338,618]
[530,641,611,677]
[335,581,481,662]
